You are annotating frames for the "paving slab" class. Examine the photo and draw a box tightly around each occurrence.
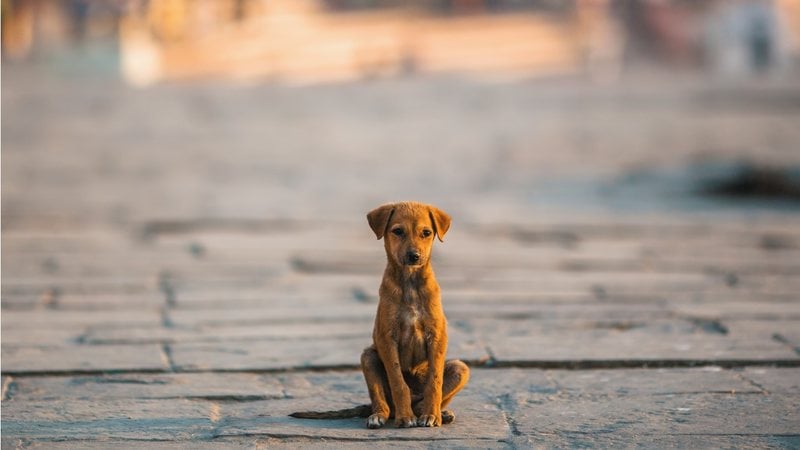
[447,302,672,321]
[0,327,86,347]
[511,391,799,436]
[167,304,377,327]
[476,368,800,446]
[53,293,167,310]
[548,367,761,395]
[1,278,156,296]
[170,274,378,307]
[168,339,363,371]
[447,270,717,294]
[726,319,800,346]
[5,373,287,402]
[1,310,161,329]
[739,367,800,394]
[486,332,798,363]
[1,399,214,441]
[83,321,374,345]
[2,439,261,450]
[1,344,168,374]
[674,301,800,320]
[517,433,800,448]
[1,291,166,311]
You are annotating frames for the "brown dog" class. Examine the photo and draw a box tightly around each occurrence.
[290,202,469,428]
[361,201,469,428]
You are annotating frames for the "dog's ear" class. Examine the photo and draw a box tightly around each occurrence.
[428,206,451,242]
[367,204,395,240]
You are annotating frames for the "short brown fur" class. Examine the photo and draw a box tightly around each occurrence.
[361,201,469,429]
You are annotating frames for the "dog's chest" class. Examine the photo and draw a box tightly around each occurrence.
[401,308,424,336]
[398,306,427,364]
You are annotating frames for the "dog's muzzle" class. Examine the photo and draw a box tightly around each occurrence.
[404,250,422,265]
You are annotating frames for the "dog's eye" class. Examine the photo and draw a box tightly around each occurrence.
[391,228,404,237]
[421,229,432,238]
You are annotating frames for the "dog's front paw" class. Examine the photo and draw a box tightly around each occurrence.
[367,413,387,429]
[394,416,417,428]
[417,413,442,427]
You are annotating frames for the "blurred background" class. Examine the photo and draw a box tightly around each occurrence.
[4,0,800,84]
[3,0,800,226]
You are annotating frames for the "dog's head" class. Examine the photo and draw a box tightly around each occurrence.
[367,202,450,268]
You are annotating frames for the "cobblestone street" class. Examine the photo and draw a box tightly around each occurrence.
[3,63,800,448]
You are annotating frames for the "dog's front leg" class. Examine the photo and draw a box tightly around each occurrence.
[361,346,391,429]
[377,341,417,427]
[417,331,446,427]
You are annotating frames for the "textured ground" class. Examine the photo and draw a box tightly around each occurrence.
[2,63,800,448]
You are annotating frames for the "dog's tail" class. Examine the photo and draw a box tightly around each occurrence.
[289,404,372,420]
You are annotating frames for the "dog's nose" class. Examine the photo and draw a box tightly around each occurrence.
[406,250,421,264]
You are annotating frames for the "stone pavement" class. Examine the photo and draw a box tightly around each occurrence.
[3,64,800,448]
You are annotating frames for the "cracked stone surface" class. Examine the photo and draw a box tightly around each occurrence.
[3,63,800,447]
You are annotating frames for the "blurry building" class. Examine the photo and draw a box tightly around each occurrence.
[2,0,122,58]
[3,0,799,85]
[704,0,797,77]
[618,0,799,76]
[117,0,582,85]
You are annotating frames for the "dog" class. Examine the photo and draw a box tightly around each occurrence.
[290,201,469,428]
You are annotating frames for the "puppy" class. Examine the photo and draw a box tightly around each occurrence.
[361,201,469,428]
[290,202,469,428]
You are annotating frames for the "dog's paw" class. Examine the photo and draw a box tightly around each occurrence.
[367,414,387,429]
[394,416,417,428]
[416,413,442,427]
[441,410,455,424]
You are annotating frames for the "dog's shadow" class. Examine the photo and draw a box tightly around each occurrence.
[285,417,365,430]
[221,415,372,438]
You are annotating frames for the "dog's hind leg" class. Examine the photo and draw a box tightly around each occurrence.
[440,360,470,424]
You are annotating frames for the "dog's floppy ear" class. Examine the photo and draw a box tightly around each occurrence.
[428,206,451,242]
[367,204,395,240]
